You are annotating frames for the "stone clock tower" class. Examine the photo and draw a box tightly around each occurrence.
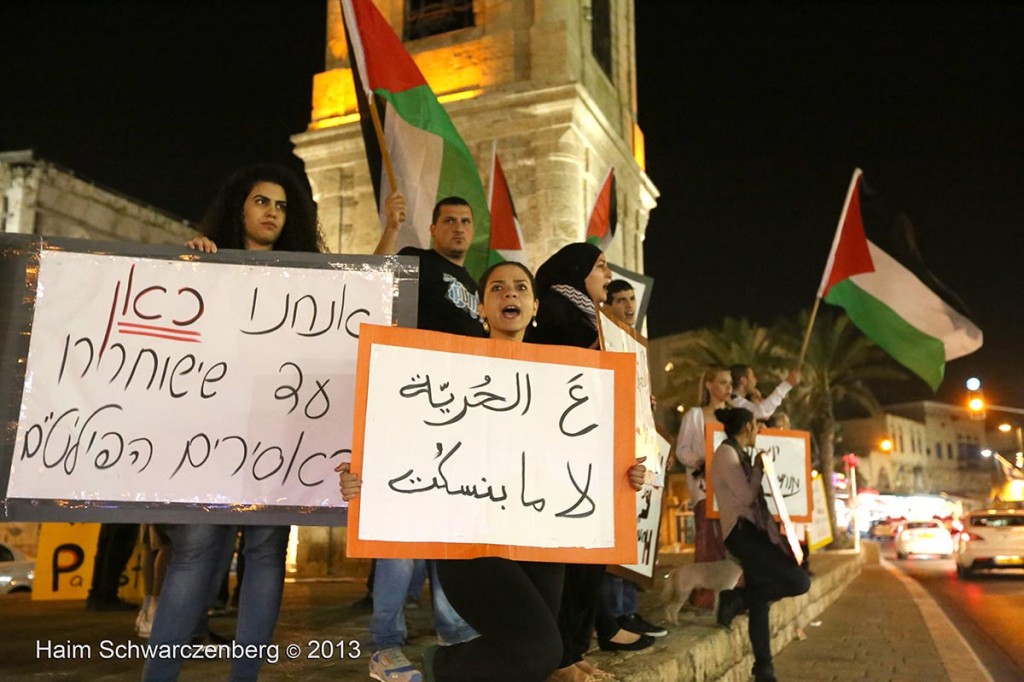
[292,0,657,272]
[290,0,657,578]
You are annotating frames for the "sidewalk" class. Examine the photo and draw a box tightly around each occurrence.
[772,552,989,682]
[0,546,986,681]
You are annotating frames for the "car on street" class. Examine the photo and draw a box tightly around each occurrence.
[955,509,1024,579]
[0,542,35,593]
[868,517,904,540]
[894,520,954,559]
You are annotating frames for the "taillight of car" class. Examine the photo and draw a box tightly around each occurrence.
[952,521,963,533]
[960,531,985,543]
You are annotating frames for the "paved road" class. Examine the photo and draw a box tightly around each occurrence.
[878,539,1024,682]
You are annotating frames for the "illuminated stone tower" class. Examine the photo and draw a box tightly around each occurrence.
[292,0,658,273]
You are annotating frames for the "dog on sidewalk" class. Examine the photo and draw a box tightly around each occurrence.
[662,559,743,625]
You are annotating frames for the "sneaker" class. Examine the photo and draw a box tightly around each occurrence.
[618,613,668,637]
[134,609,153,638]
[369,648,423,682]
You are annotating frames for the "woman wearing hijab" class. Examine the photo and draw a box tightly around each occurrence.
[527,243,654,682]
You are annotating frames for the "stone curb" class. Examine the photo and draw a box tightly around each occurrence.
[594,552,864,682]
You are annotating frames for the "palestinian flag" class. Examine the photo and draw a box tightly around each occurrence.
[487,145,528,267]
[586,167,617,250]
[817,168,983,390]
[340,0,491,277]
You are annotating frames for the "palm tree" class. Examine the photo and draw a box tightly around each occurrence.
[658,317,788,418]
[772,308,906,543]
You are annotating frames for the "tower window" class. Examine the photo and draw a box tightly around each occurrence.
[591,0,612,77]
[404,0,474,41]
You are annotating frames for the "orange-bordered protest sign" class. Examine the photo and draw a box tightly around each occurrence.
[704,423,813,524]
[346,324,637,563]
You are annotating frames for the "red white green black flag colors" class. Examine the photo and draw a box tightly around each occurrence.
[339,0,491,277]
[486,144,528,267]
[586,167,617,251]
[817,169,983,390]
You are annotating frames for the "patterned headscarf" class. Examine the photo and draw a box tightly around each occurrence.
[534,242,603,328]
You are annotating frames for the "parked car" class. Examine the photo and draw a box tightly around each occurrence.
[895,520,954,559]
[0,542,35,593]
[955,509,1024,579]
[868,517,904,540]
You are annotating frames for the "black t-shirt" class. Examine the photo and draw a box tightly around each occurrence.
[400,247,486,337]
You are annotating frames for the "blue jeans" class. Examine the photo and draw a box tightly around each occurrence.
[370,559,476,649]
[142,524,290,682]
[602,574,639,618]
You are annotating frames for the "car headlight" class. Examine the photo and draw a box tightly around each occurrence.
[0,576,11,585]
[27,570,35,581]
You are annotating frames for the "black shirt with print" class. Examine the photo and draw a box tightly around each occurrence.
[400,247,486,338]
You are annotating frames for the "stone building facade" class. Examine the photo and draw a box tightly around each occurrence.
[839,401,992,498]
[1,150,194,244]
[292,0,658,273]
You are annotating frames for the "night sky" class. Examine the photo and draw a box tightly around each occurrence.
[3,2,1021,407]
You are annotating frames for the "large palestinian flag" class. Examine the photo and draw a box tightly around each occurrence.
[340,0,491,277]
[487,146,528,267]
[817,169,982,389]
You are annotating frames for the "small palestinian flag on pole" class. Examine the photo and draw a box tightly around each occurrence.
[487,144,528,267]
[586,167,617,251]
[816,168,983,390]
[340,0,491,277]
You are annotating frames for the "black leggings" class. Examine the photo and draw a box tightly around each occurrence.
[557,563,606,666]
[724,520,811,676]
[434,558,564,682]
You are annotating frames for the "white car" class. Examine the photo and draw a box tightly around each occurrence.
[0,542,35,593]
[955,509,1024,579]
[894,520,954,559]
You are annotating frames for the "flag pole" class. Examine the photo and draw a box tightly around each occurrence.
[797,296,822,368]
[801,169,863,368]
[368,96,397,194]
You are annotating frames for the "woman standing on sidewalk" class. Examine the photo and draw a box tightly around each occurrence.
[674,366,733,608]
[710,407,810,682]
[143,164,323,682]
[527,243,653,680]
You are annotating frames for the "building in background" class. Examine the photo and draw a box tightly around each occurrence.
[839,401,992,498]
[1,150,193,244]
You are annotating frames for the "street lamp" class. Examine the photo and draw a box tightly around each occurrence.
[998,422,1023,468]
[879,438,893,453]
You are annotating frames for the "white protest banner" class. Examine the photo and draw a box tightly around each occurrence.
[347,325,637,563]
[807,473,834,550]
[597,310,667,587]
[0,235,417,524]
[611,433,672,587]
[706,425,812,523]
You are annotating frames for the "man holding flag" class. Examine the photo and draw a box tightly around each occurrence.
[340,0,492,278]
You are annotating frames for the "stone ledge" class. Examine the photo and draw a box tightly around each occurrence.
[595,551,864,682]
